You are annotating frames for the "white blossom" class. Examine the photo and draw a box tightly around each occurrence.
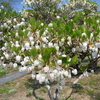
[50,73,55,80]
[13,63,17,68]
[36,74,46,84]
[96,20,99,23]
[38,54,42,60]
[31,41,35,46]
[38,64,43,69]
[32,74,35,79]
[13,18,17,22]
[61,38,65,42]
[95,42,100,48]
[53,70,58,75]
[80,42,87,52]
[34,60,40,66]
[7,20,11,24]
[29,36,34,41]
[40,23,44,26]
[21,47,25,52]
[3,23,8,28]
[55,45,59,51]
[15,41,20,47]
[24,42,30,49]
[28,66,34,72]
[82,32,86,36]
[62,54,67,57]
[68,58,71,62]
[16,55,21,62]
[92,52,97,59]
[41,37,48,42]
[57,60,62,65]
[44,66,49,72]
[48,23,53,27]
[83,71,88,77]
[68,72,71,78]
[67,41,72,46]
[1,47,6,51]
[48,42,53,47]
[64,71,69,77]
[21,61,26,66]
[72,69,77,75]
[4,53,9,59]
[90,33,93,39]
[36,45,40,49]
[56,65,61,70]
[39,76,46,84]
[15,32,19,37]
[2,63,7,67]
[72,48,76,53]
[19,66,27,72]
[91,70,94,73]
[22,18,25,21]
[56,16,60,19]
[58,70,64,78]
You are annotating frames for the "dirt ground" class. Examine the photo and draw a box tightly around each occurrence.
[0,69,100,100]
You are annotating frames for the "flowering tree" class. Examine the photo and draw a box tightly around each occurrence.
[0,0,100,100]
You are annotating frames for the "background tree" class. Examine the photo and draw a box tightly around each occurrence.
[0,0,23,11]
[0,1,11,10]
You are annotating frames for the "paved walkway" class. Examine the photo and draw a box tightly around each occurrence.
[0,71,29,84]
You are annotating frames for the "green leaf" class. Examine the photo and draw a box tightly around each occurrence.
[71,55,79,65]
[18,28,24,37]
[29,17,35,30]
[58,56,70,65]
[65,23,70,33]
[11,31,15,37]
[86,30,90,38]
[11,46,21,54]
[70,31,76,38]
[30,48,39,57]
[40,28,45,36]
[42,47,56,64]
[80,65,88,71]
[23,30,28,38]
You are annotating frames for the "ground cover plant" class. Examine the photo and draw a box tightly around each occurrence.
[0,0,100,100]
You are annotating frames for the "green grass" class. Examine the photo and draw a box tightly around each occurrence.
[93,86,99,89]
[26,87,33,97]
[23,81,30,85]
[5,81,16,85]
[60,98,73,100]
[0,68,8,77]
[79,80,88,85]
[86,89,94,96]
[79,76,98,86]
[34,97,45,100]
[38,88,47,93]
[8,89,17,94]
[0,87,11,93]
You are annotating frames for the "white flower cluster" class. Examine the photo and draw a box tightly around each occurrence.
[1,18,26,30]
[1,17,100,84]
[0,0,100,86]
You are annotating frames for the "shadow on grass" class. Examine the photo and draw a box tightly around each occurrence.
[85,89,100,100]
[24,78,57,100]
[94,92,100,100]
[94,66,100,74]
[71,84,84,95]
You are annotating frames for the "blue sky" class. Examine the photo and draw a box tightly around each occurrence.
[11,0,100,12]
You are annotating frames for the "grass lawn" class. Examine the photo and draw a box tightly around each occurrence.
[0,68,100,100]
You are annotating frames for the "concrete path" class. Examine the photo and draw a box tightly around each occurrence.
[0,71,29,84]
